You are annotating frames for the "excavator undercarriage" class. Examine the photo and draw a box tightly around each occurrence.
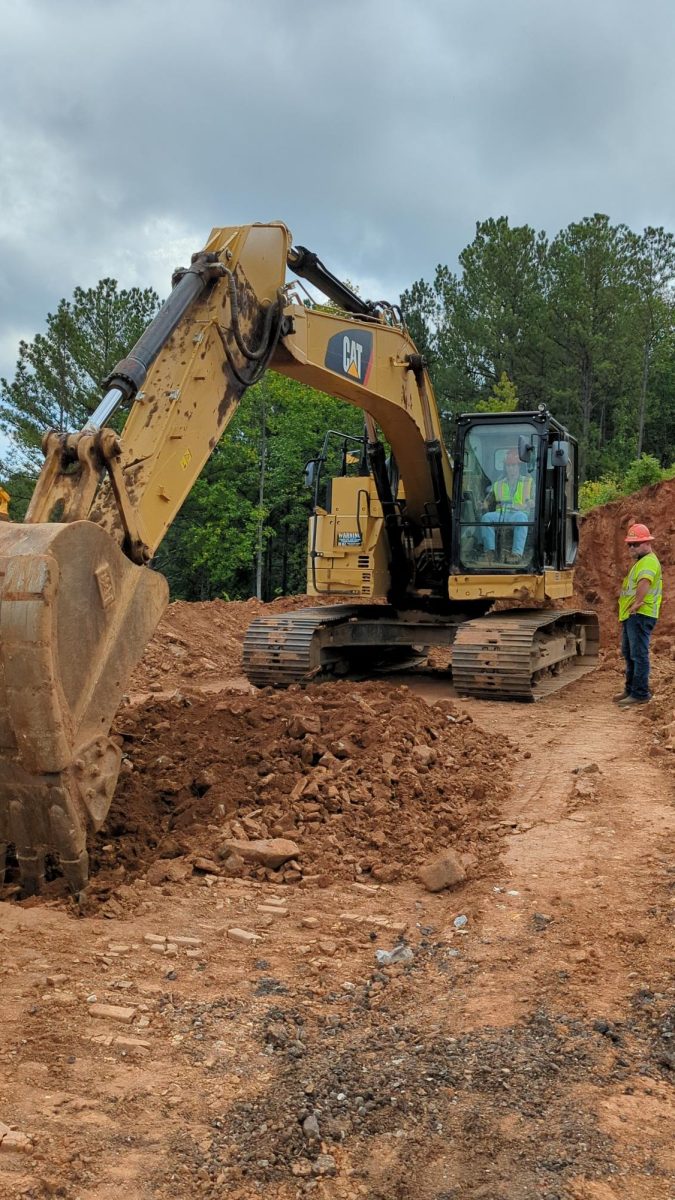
[243,605,599,700]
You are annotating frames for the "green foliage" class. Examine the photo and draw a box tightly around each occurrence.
[622,453,666,493]
[402,215,675,481]
[476,372,518,413]
[579,454,671,512]
[0,279,159,472]
[579,476,621,512]
[155,373,364,601]
[0,470,35,522]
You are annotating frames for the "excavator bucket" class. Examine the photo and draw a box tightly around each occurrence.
[0,520,168,894]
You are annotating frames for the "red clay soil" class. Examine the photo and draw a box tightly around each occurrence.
[95,681,511,897]
[574,477,675,649]
[129,594,344,694]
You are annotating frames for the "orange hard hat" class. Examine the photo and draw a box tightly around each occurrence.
[505,449,520,466]
[625,523,654,543]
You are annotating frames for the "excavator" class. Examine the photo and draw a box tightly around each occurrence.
[0,222,598,894]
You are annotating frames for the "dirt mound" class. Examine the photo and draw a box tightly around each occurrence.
[575,478,675,649]
[129,593,341,694]
[96,681,512,892]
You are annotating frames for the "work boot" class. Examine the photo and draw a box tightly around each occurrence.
[612,691,630,703]
[617,694,651,708]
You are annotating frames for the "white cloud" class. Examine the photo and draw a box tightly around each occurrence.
[2,0,675,386]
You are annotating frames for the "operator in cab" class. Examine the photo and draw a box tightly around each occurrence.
[480,448,533,564]
[615,523,662,708]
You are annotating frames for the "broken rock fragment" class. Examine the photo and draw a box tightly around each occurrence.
[218,838,300,869]
[419,849,466,893]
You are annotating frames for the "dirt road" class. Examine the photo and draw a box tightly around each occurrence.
[1,664,673,1200]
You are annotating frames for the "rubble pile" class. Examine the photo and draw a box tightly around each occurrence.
[100,681,511,888]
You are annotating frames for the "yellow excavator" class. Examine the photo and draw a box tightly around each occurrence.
[0,222,598,893]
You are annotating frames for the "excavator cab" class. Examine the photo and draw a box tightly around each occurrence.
[452,410,579,576]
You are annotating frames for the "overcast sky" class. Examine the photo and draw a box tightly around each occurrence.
[2,0,675,390]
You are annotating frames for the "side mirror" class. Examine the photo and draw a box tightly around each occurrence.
[304,459,318,488]
[518,435,534,464]
[551,440,570,468]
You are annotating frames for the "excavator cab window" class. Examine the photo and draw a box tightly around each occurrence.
[307,429,368,514]
[458,422,540,571]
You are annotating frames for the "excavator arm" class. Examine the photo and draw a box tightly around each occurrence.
[0,222,452,893]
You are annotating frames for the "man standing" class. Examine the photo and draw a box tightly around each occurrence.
[616,523,662,708]
[481,449,533,563]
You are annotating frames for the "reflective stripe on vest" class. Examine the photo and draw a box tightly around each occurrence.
[494,477,530,508]
[618,552,662,621]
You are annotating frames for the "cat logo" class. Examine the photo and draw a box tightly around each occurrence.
[324,329,373,385]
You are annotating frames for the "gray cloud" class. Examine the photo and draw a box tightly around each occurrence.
[2,0,675,386]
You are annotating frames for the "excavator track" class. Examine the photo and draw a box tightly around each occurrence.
[242,604,456,687]
[452,609,600,701]
[243,605,599,701]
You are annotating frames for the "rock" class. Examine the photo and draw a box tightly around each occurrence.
[218,838,300,869]
[288,713,322,738]
[192,857,221,875]
[573,776,596,799]
[0,1129,31,1153]
[312,1153,337,1176]
[258,905,289,917]
[146,859,189,886]
[302,1113,320,1139]
[227,928,259,945]
[533,912,553,931]
[371,863,402,884]
[194,767,220,791]
[375,944,414,966]
[419,850,466,893]
[115,1036,151,1053]
[412,744,434,766]
[301,917,320,929]
[221,853,245,878]
[88,1003,137,1023]
[453,914,468,929]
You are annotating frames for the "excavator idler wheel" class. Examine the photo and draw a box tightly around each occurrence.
[0,519,168,894]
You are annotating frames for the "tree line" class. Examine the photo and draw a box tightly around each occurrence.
[2,213,674,601]
[402,213,675,480]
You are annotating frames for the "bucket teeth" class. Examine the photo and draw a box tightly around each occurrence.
[16,852,46,897]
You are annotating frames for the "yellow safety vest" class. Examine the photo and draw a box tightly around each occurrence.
[618,552,662,621]
[493,477,531,509]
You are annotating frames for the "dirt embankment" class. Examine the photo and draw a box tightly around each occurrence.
[575,477,675,650]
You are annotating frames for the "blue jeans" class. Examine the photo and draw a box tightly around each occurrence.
[481,508,529,557]
[621,613,656,700]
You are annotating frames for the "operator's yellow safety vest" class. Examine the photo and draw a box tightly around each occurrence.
[493,476,531,510]
[618,551,662,621]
